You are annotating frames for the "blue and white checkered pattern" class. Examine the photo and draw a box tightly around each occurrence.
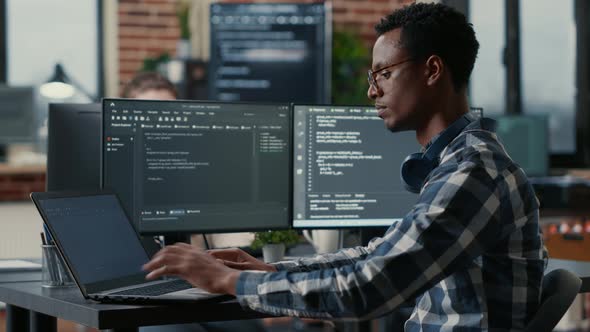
[236,119,546,331]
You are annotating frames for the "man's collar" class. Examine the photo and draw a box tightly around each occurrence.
[423,116,497,151]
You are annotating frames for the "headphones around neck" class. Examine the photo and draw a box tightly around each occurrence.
[400,114,474,194]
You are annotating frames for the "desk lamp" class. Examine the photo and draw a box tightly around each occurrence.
[40,63,96,101]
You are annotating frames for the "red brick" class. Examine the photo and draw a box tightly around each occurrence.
[125,10,151,16]
[144,0,177,3]
[9,174,37,182]
[119,38,177,48]
[119,22,174,29]
[124,2,176,12]
[28,184,46,193]
[119,14,178,25]
[333,6,348,14]
[0,190,28,201]
[119,73,137,83]
[120,69,139,76]
[0,183,13,190]
[120,60,164,71]
[353,8,378,15]
[118,2,176,13]
[118,36,179,43]
[119,26,179,36]
[0,195,28,202]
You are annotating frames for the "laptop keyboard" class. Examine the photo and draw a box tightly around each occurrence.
[111,279,193,296]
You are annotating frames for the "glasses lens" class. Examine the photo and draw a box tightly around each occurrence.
[367,70,375,86]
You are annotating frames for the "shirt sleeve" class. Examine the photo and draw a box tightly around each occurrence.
[236,162,507,320]
[272,235,389,272]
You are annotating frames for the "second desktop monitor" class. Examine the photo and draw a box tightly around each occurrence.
[102,99,291,234]
[292,105,420,228]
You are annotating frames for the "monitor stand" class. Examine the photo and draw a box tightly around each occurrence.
[140,234,191,258]
[302,229,345,254]
[163,233,191,246]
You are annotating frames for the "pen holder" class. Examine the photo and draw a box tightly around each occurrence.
[41,244,74,288]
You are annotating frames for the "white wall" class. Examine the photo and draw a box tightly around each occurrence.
[0,202,44,259]
[7,0,98,96]
[7,0,99,145]
[1,1,98,259]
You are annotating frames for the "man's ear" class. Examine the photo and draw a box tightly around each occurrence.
[424,55,444,86]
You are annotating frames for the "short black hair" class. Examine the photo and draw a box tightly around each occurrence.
[121,71,178,98]
[375,3,479,92]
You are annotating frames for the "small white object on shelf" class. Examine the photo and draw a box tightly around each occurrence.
[0,259,42,271]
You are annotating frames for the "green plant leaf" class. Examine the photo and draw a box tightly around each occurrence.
[332,29,372,105]
[251,230,300,249]
[177,0,191,39]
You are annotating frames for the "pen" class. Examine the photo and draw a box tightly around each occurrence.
[43,224,53,243]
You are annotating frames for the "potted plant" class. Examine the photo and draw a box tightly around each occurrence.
[141,52,171,72]
[176,0,192,58]
[332,29,372,105]
[251,230,300,263]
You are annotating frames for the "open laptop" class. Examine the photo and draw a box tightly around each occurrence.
[30,191,232,304]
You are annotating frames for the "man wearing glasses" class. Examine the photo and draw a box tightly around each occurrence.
[144,3,545,330]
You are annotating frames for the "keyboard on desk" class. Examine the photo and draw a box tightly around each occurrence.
[111,279,193,296]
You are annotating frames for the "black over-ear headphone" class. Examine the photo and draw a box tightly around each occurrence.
[400,114,474,194]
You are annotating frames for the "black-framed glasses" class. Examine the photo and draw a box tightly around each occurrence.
[367,58,414,89]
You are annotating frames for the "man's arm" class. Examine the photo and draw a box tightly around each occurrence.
[144,162,535,320]
[209,234,391,273]
[142,240,383,295]
[233,164,510,320]
[273,238,385,272]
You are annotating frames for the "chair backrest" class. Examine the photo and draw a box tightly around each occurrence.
[525,269,582,332]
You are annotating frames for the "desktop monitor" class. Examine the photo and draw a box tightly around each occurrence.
[208,3,331,103]
[0,85,35,161]
[292,104,421,228]
[46,103,101,191]
[102,98,292,234]
[494,114,549,177]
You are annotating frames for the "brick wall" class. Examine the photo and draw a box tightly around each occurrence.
[116,0,415,90]
[118,0,181,90]
[333,0,414,44]
[0,166,46,202]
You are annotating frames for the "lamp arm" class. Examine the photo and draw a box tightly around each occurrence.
[67,74,98,102]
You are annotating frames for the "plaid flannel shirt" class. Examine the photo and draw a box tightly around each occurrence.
[236,119,546,331]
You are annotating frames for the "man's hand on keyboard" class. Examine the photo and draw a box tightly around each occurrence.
[142,242,241,295]
[208,248,277,272]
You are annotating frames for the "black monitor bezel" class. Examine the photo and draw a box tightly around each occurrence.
[46,103,101,192]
